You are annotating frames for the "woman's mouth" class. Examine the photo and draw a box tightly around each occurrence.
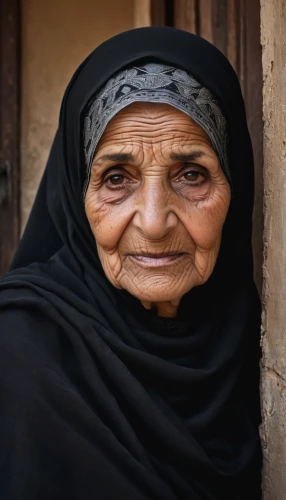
[129,253,186,267]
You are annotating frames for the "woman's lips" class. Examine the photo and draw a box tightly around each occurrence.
[129,254,185,267]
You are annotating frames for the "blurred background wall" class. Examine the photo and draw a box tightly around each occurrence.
[21,0,136,229]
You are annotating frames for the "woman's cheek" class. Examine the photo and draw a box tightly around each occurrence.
[96,244,123,288]
[86,198,110,234]
[186,197,229,249]
[85,199,129,252]
[91,212,123,250]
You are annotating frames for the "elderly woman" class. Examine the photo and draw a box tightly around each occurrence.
[0,27,261,499]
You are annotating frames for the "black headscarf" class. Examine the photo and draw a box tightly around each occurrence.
[1,27,261,499]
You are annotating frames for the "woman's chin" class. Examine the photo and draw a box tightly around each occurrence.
[121,281,194,306]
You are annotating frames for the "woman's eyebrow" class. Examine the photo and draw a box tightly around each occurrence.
[170,152,205,161]
[95,153,134,164]
[93,151,205,166]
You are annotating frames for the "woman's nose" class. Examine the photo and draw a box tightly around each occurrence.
[132,181,178,240]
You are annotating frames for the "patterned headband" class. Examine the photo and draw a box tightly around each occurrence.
[83,63,229,194]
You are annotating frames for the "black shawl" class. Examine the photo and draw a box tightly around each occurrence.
[0,27,262,499]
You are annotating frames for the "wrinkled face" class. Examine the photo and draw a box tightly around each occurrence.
[85,102,231,306]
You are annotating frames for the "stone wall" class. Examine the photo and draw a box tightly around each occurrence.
[261,0,286,497]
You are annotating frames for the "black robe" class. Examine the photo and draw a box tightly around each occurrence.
[0,27,262,499]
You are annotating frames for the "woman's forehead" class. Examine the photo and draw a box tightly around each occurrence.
[94,102,213,150]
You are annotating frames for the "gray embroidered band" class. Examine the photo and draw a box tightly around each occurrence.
[83,63,229,194]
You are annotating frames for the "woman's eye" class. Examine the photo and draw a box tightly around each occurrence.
[107,174,125,185]
[184,171,199,181]
[182,169,205,183]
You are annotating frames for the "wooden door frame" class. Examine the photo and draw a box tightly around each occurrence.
[151,0,174,26]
